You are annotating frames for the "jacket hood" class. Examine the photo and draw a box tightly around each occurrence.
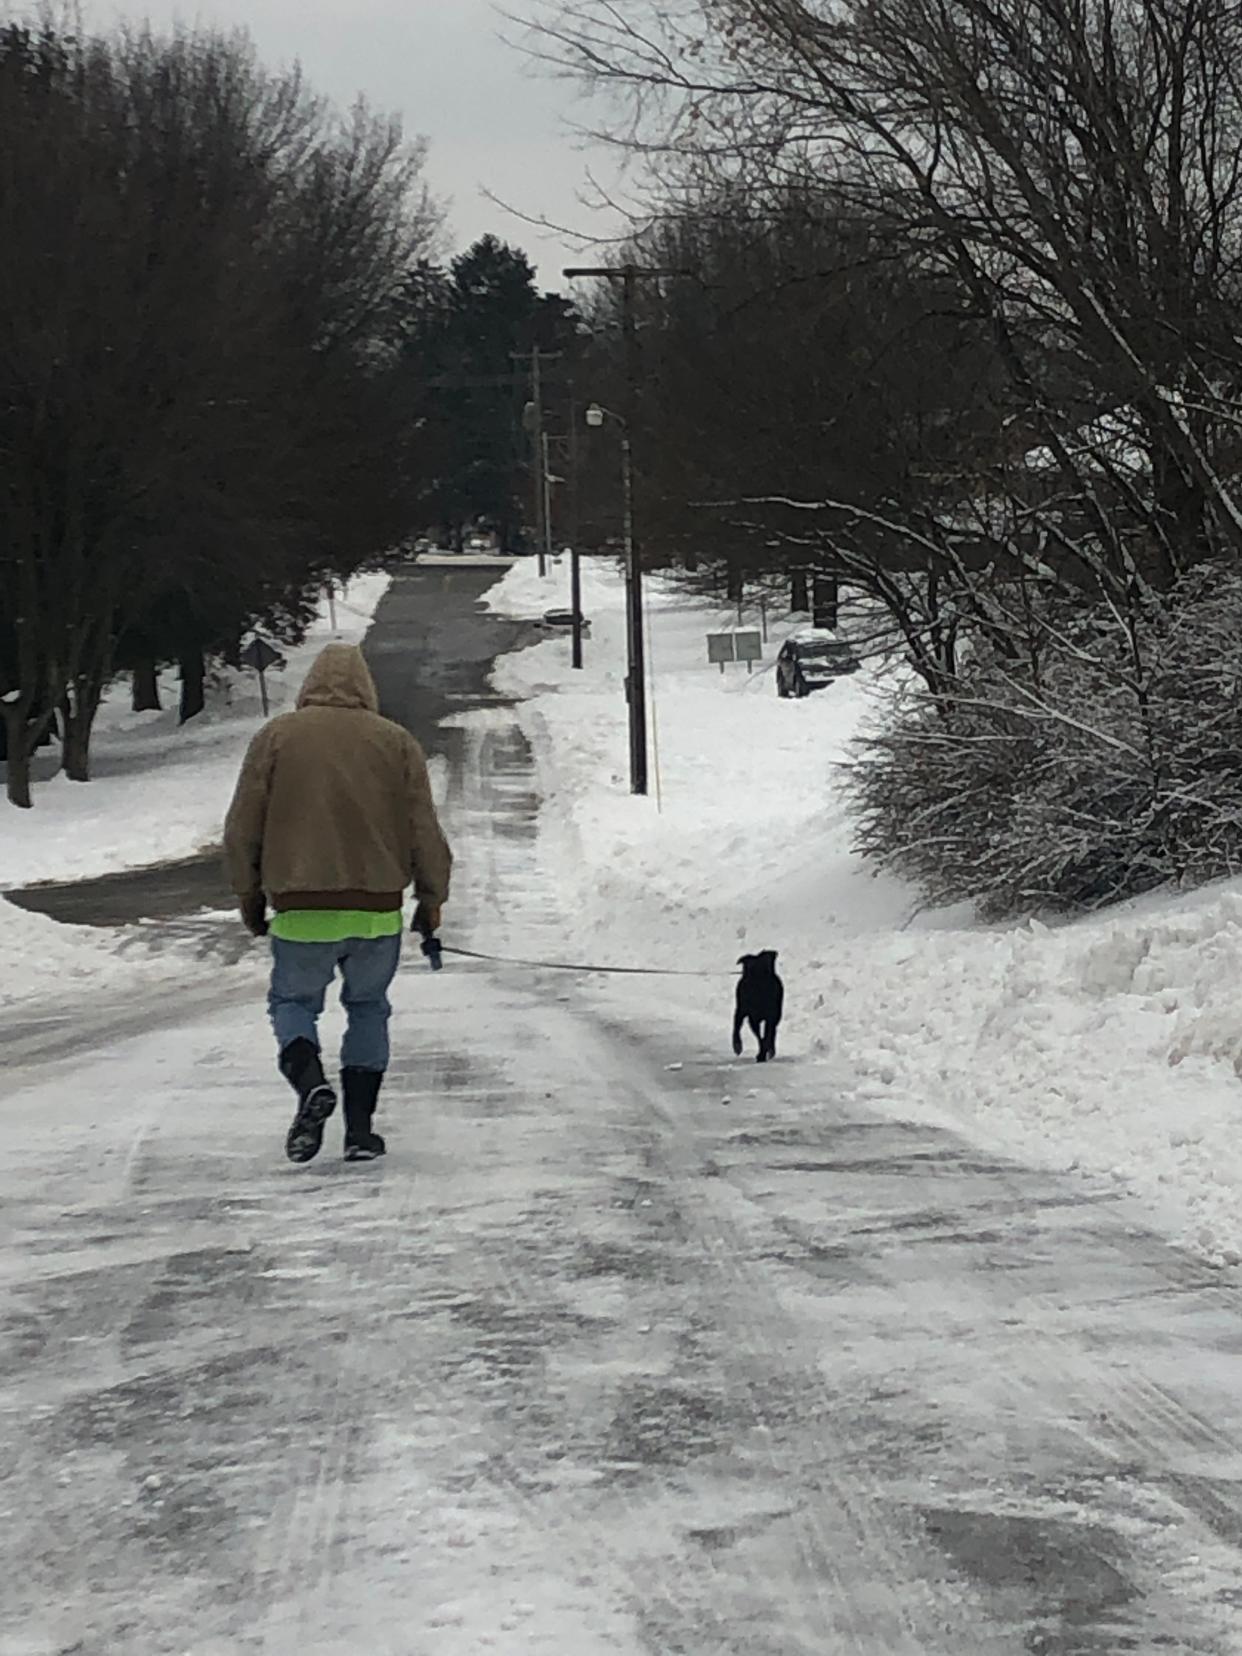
[297,645,380,714]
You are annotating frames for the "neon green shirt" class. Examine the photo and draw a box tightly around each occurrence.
[269,909,403,944]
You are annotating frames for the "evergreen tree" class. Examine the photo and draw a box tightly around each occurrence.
[396,236,581,551]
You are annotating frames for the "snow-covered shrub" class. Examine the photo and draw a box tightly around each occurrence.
[849,569,1242,917]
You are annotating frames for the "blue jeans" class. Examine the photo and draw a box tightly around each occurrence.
[268,934,402,1073]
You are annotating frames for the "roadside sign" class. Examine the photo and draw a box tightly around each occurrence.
[735,631,763,672]
[240,635,283,716]
[240,637,282,673]
[707,633,735,673]
[708,631,764,675]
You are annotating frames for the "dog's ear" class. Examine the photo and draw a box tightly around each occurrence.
[737,953,753,967]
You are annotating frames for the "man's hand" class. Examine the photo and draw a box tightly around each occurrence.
[413,900,442,936]
[240,893,269,938]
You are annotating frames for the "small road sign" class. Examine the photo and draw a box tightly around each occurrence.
[239,637,282,674]
[707,633,735,673]
[735,631,763,672]
[240,635,283,716]
[708,631,764,674]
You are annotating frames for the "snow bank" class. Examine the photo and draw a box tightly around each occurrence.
[486,556,917,964]
[485,555,1242,1265]
[833,891,1242,1266]
[1,574,390,889]
[0,899,245,1015]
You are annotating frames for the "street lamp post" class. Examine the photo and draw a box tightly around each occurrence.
[569,542,584,670]
[565,262,690,794]
[567,378,583,670]
[586,402,645,796]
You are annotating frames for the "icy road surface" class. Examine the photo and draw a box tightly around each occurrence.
[5,571,1242,1653]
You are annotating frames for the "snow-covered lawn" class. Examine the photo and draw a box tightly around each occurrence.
[1,573,390,890]
[486,555,1242,1266]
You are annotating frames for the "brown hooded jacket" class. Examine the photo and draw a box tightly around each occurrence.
[223,644,452,913]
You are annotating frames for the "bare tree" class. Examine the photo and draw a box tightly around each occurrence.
[0,21,441,805]
[532,0,1242,913]
[0,24,143,803]
[568,184,1027,689]
[538,0,1242,591]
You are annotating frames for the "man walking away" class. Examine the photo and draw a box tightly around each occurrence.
[223,643,452,1164]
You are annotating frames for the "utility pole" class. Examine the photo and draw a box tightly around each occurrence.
[567,375,584,669]
[564,263,690,796]
[541,430,555,570]
[531,347,546,578]
[530,347,546,577]
[515,346,560,577]
[620,266,646,795]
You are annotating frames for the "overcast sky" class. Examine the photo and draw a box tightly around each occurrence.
[92,0,625,288]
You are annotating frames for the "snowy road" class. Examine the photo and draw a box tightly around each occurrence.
[7,575,1242,1652]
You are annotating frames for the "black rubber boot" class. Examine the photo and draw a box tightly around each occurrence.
[280,1038,337,1164]
[341,1068,386,1162]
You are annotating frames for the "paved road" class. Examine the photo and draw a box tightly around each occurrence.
[5,566,530,931]
[6,574,1242,1652]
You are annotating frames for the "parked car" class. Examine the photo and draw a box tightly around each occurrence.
[776,632,860,697]
[540,609,591,634]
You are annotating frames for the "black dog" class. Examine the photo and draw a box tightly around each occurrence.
[732,951,784,1063]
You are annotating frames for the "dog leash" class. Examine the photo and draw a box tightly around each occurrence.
[439,944,731,979]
